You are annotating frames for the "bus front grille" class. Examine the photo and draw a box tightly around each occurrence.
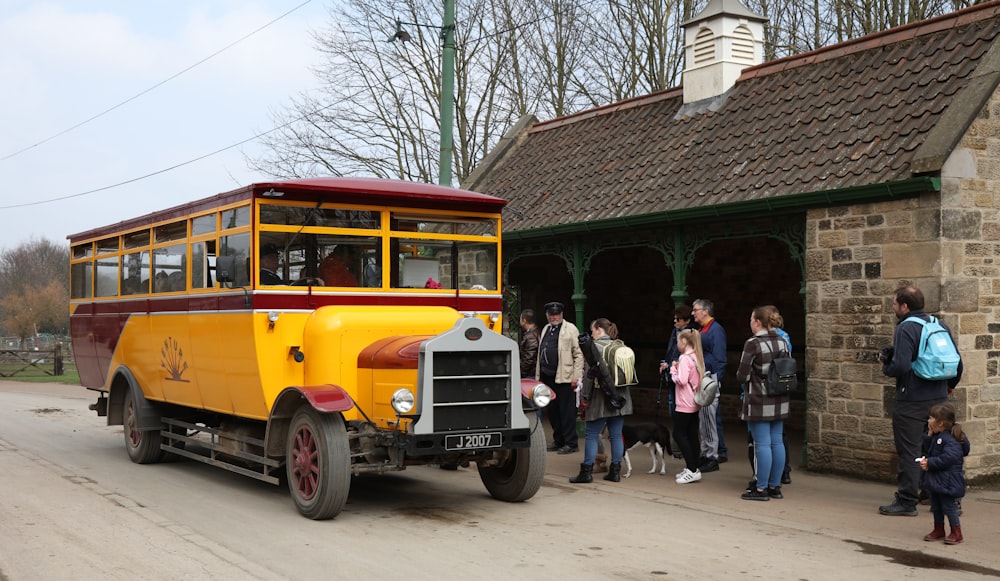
[431,351,511,431]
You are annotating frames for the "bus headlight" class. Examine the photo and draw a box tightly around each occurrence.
[531,384,553,408]
[391,388,415,414]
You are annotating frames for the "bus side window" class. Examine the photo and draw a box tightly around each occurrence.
[219,232,250,287]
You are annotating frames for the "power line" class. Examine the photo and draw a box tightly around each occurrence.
[0,100,338,210]
[0,0,313,163]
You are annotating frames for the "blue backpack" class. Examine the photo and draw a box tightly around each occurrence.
[904,316,960,380]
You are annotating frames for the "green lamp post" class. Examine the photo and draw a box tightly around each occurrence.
[390,0,456,187]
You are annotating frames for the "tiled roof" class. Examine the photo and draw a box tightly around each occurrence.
[467,1,1000,233]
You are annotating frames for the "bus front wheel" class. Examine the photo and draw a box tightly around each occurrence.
[286,406,351,520]
[123,388,163,464]
[477,412,546,502]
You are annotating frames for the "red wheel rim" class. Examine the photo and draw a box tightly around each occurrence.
[126,397,141,448]
[291,425,320,500]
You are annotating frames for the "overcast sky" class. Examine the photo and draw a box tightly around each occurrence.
[0,1,336,251]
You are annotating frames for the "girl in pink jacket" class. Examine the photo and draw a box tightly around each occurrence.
[670,328,706,484]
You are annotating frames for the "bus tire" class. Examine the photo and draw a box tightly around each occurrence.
[477,412,546,502]
[123,388,164,464]
[286,406,351,520]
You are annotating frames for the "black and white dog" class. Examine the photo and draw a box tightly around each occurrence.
[620,422,674,478]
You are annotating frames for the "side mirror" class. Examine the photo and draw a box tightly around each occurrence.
[215,256,236,284]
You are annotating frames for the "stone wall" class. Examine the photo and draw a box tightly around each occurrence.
[805,89,1000,483]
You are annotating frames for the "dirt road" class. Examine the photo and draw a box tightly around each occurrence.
[2,380,998,580]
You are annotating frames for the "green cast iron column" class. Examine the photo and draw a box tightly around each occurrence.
[438,0,455,186]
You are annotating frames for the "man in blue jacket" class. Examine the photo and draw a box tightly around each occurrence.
[693,298,728,472]
[879,286,963,516]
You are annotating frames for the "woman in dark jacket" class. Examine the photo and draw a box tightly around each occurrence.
[919,402,968,544]
[568,318,635,484]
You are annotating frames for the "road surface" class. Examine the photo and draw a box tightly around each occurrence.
[1,380,998,580]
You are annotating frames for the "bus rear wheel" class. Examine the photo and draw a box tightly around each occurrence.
[286,407,351,520]
[123,388,163,464]
[477,412,546,502]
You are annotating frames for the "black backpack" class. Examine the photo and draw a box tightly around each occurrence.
[762,338,797,396]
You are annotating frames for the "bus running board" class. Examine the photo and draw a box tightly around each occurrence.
[161,418,282,485]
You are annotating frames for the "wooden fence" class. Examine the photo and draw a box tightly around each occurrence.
[0,344,66,377]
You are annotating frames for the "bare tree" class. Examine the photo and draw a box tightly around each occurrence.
[250,0,981,184]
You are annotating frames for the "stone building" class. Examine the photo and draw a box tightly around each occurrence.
[466,0,1000,482]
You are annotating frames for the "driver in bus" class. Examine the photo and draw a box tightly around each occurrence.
[260,243,323,286]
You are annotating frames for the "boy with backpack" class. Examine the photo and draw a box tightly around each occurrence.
[878,287,963,517]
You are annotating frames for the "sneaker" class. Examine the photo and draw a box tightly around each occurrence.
[557,445,579,455]
[767,486,783,499]
[741,488,770,501]
[699,458,720,473]
[745,479,757,494]
[676,469,702,484]
[675,469,687,478]
[879,495,918,516]
[781,471,792,485]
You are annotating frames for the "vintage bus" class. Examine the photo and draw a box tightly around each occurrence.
[68,177,553,519]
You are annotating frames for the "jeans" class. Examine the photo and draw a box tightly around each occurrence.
[584,415,625,465]
[748,419,785,489]
[930,492,961,527]
[893,398,945,505]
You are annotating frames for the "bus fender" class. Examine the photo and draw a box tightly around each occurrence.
[108,367,161,430]
[265,385,356,457]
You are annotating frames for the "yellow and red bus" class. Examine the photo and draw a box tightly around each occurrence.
[68,177,552,519]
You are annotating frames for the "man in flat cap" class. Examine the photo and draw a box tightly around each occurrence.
[537,301,584,454]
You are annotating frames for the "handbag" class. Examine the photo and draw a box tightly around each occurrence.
[694,371,719,407]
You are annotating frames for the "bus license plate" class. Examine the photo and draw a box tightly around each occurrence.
[445,432,502,451]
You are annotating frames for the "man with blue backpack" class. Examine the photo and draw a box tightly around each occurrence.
[878,286,963,516]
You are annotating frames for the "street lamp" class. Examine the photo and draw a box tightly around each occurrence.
[388,0,456,187]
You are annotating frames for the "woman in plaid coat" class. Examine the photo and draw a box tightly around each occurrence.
[735,305,791,501]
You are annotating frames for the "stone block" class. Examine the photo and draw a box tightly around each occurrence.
[819,281,851,296]
[940,278,979,312]
[832,262,862,279]
[958,313,988,334]
[806,250,830,280]
[853,246,882,260]
[853,383,884,401]
[883,242,940,278]
[806,444,832,467]
[818,230,848,247]
[820,431,847,447]
[836,415,860,432]
[835,216,867,230]
[983,222,1000,241]
[832,248,852,261]
[846,434,875,449]
[942,209,983,239]
[841,297,882,313]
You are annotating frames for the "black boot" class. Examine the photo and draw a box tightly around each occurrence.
[569,463,594,483]
[604,462,621,482]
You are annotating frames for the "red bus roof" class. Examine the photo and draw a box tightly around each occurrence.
[67,177,507,243]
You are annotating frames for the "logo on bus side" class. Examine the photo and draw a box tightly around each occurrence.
[161,337,190,382]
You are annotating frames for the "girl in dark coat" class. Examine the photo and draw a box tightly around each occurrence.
[919,402,968,544]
